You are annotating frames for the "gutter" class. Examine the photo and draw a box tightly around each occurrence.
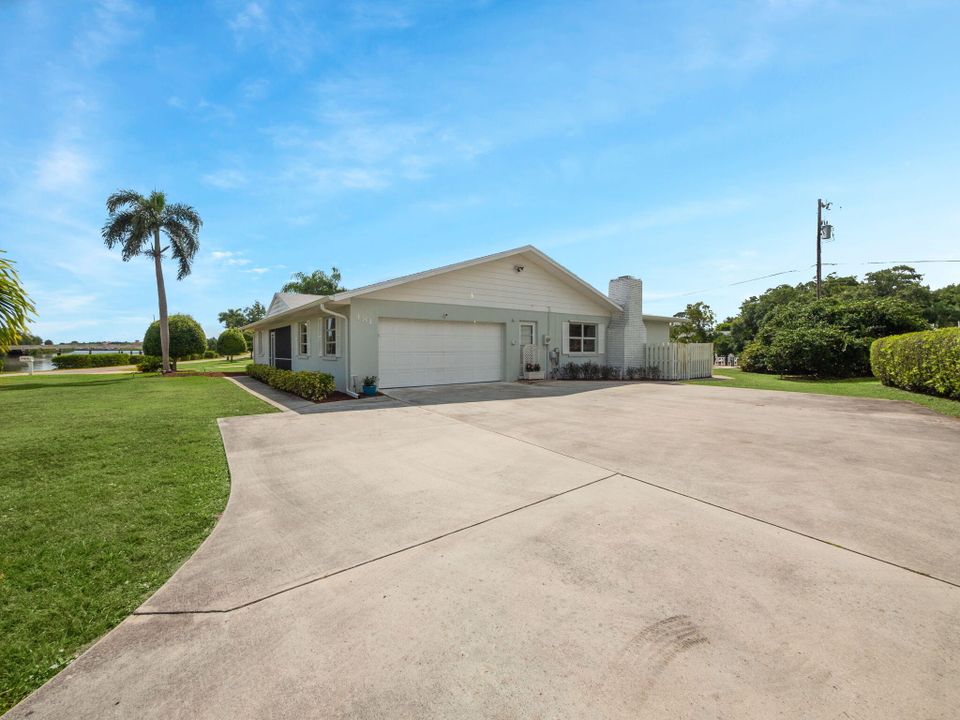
[319,302,357,398]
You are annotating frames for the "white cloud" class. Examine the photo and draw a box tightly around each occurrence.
[74,0,153,66]
[240,78,271,103]
[35,146,93,191]
[229,2,269,34]
[210,250,252,266]
[227,1,318,68]
[202,168,249,189]
[247,267,270,274]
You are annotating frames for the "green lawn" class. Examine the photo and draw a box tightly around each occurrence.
[175,356,253,373]
[687,367,960,418]
[0,374,275,713]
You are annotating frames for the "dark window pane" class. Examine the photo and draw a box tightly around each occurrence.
[570,323,582,337]
[583,339,596,352]
[583,324,596,338]
[570,339,582,352]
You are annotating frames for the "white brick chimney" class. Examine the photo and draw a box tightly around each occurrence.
[606,275,646,369]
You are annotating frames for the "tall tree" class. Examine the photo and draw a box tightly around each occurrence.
[671,301,717,343]
[0,251,35,353]
[102,190,202,373]
[244,300,266,323]
[282,267,345,295]
[217,308,247,328]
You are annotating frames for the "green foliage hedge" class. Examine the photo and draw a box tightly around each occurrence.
[217,328,247,359]
[246,363,336,401]
[555,361,661,380]
[136,355,163,372]
[870,327,960,399]
[739,297,926,377]
[50,353,137,369]
[143,314,207,366]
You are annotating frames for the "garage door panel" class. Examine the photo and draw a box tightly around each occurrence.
[379,318,503,388]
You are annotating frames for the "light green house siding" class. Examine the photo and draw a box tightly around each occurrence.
[348,297,611,386]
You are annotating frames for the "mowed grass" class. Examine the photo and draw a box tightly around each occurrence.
[175,356,253,373]
[687,367,960,418]
[0,373,275,713]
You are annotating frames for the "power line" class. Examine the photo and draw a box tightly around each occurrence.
[651,258,959,302]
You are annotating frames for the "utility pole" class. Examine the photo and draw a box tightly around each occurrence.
[816,198,833,299]
[816,198,823,299]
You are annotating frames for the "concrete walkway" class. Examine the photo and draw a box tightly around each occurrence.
[7,382,959,719]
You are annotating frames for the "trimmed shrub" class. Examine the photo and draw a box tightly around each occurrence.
[203,350,218,358]
[136,355,163,372]
[143,314,207,369]
[246,363,335,401]
[217,328,247,360]
[871,327,960,399]
[51,352,137,369]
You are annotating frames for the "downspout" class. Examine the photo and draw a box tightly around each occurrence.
[319,303,357,398]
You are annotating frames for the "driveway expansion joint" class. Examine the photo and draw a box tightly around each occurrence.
[396,396,960,590]
[133,472,620,616]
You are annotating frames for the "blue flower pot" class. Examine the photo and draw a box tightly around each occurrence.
[362,385,377,397]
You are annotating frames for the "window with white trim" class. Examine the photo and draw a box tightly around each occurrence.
[298,322,309,356]
[324,317,338,356]
[568,322,597,353]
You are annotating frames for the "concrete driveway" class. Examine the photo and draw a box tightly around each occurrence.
[7,382,960,719]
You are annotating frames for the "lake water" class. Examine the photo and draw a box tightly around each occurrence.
[1,350,142,374]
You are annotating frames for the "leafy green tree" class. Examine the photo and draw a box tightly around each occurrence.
[218,301,267,328]
[143,314,206,369]
[217,328,247,361]
[861,265,931,306]
[102,190,202,373]
[929,284,960,327]
[217,308,247,328]
[670,301,716,343]
[282,267,345,295]
[740,297,926,377]
[0,251,35,353]
[244,301,266,323]
[206,337,218,351]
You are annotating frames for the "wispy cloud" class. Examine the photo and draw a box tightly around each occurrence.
[227,1,320,68]
[34,146,93,190]
[73,0,153,66]
[203,168,249,189]
[210,250,251,266]
[534,197,753,250]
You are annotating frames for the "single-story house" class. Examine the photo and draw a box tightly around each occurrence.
[244,245,679,393]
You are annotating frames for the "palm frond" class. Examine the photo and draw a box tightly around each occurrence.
[0,251,35,353]
[163,219,201,280]
[105,189,145,215]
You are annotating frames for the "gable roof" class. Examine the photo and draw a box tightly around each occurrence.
[245,245,623,329]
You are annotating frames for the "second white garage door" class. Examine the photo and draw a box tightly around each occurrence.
[378,318,504,388]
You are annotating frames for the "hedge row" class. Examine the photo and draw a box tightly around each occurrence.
[555,361,661,381]
[246,363,336,401]
[870,327,960,399]
[51,353,139,369]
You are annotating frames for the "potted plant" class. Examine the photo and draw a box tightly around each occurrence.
[522,362,544,381]
[361,375,378,396]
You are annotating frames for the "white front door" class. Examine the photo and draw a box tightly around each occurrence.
[378,318,504,388]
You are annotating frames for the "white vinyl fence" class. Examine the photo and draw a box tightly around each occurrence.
[644,343,714,380]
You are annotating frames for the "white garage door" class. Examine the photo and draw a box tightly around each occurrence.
[378,318,504,388]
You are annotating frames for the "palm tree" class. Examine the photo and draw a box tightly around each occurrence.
[0,250,35,354]
[102,190,202,373]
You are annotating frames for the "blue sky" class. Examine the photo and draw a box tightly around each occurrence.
[1,0,958,341]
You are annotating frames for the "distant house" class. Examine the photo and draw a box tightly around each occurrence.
[244,245,680,392]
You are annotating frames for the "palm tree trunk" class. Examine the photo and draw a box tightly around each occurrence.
[153,229,171,373]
